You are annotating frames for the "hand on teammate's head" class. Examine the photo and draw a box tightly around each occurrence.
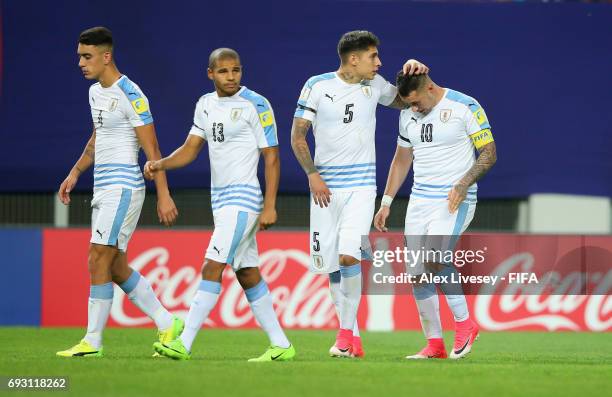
[403,59,429,76]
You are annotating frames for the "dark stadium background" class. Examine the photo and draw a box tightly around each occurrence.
[2,1,611,197]
[0,3,610,396]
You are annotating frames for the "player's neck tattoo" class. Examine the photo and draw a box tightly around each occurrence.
[337,70,361,84]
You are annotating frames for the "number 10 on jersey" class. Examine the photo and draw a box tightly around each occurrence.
[421,123,433,142]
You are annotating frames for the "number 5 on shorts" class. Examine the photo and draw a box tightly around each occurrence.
[312,232,320,252]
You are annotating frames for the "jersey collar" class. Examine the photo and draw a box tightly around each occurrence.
[215,86,246,101]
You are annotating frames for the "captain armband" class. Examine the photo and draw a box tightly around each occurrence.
[470,128,494,150]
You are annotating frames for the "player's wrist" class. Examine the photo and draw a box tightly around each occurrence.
[262,203,276,212]
[69,166,82,178]
[454,182,469,192]
[156,188,171,199]
[155,159,167,171]
[380,195,394,207]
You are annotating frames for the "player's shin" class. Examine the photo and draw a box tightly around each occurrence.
[413,282,443,340]
[337,263,362,350]
[246,279,290,349]
[330,271,361,346]
[328,270,342,321]
[84,282,114,349]
[179,280,221,352]
[119,271,173,330]
[436,265,469,322]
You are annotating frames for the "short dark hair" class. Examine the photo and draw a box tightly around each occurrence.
[78,26,113,47]
[396,71,428,97]
[208,48,240,69]
[337,30,379,62]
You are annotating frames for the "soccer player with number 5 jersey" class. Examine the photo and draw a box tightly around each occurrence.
[291,30,428,358]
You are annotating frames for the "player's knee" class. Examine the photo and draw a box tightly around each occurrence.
[235,267,262,290]
[110,260,131,284]
[201,259,225,282]
[339,255,359,267]
[87,244,113,274]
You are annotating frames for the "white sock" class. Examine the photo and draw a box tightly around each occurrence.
[180,280,221,352]
[437,266,470,322]
[246,280,290,348]
[339,264,362,331]
[413,284,443,339]
[84,282,113,349]
[329,272,360,336]
[120,271,173,330]
[444,295,469,322]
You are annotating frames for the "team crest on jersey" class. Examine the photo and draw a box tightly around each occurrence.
[108,98,118,112]
[313,255,324,270]
[440,109,452,123]
[230,108,242,121]
[361,85,372,98]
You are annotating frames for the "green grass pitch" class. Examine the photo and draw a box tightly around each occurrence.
[0,328,610,397]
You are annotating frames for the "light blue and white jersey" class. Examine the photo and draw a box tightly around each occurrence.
[89,75,152,192]
[188,86,278,214]
[295,73,397,192]
[398,88,492,202]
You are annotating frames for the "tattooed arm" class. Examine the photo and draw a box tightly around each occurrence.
[290,117,331,207]
[58,129,96,204]
[447,141,497,213]
[291,117,316,174]
[387,94,410,110]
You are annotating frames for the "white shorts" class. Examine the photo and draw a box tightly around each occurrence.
[205,207,259,272]
[90,188,145,252]
[310,190,376,274]
[404,197,476,274]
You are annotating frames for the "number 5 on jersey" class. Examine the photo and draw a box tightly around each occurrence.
[343,104,354,124]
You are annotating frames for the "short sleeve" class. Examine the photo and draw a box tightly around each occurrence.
[397,113,413,148]
[117,78,154,127]
[464,101,494,149]
[464,101,491,136]
[250,98,278,148]
[371,74,398,106]
[294,78,323,122]
[188,99,208,140]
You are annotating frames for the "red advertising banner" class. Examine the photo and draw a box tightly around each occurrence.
[41,229,611,331]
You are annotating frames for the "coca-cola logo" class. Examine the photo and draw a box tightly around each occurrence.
[474,253,612,331]
[111,247,337,329]
[108,244,611,332]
